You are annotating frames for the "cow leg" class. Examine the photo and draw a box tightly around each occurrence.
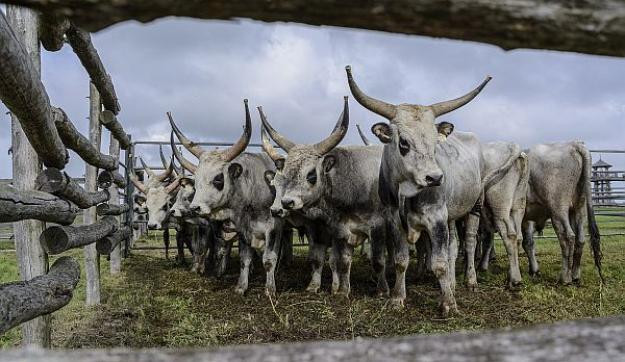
[551,213,576,284]
[235,240,253,295]
[428,220,456,317]
[462,214,480,291]
[415,234,428,280]
[329,242,340,294]
[306,239,325,293]
[175,229,187,265]
[571,209,586,283]
[370,227,389,297]
[448,222,459,292]
[522,220,540,276]
[478,230,494,271]
[337,241,354,297]
[216,239,232,278]
[163,228,170,260]
[495,217,523,288]
[280,228,293,267]
[263,230,280,297]
[190,226,200,273]
[391,231,411,308]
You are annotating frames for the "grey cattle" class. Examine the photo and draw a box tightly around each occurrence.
[260,97,398,297]
[522,141,602,283]
[170,100,288,296]
[346,65,503,316]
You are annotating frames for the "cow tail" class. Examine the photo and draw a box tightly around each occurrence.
[480,144,522,192]
[516,152,530,205]
[575,142,603,283]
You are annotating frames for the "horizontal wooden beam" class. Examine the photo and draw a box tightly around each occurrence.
[40,216,118,255]
[97,170,126,189]
[1,316,625,360]
[96,203,129,216]
[65,23,120,114]
[53,107,118,171]
[0,184,78,225]
[38,11,69,51]
[96,226,130,254]
[35,168,109,209]
[3,0,625,57]
[0,11,68,168]
[100,110,131,149]
[0,256,80,335]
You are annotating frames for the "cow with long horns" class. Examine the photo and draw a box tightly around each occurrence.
[345,65,498,315]
[260,96,399,297]
[169,100,289,296]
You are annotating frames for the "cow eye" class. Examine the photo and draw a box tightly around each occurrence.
[213,173,224,191]
[306,170,317,185]
[399,137,410,156]
[161,204,168,211]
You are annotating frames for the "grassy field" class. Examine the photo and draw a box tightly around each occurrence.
[0,212,623,348]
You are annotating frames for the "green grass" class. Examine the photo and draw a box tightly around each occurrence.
[0,226,624,348]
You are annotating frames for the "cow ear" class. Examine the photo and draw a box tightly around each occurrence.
[274,158,285,171]
[436,121,454,141]
[264,170,275,187]
[372,122,392,143]
[322,155,336,173]
[228,163,243,179]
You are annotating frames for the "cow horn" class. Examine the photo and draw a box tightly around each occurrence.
[428,76,492,117]
[167,112,205,158]
[139,157,154,178]
[257,106,295,152]
[345,65,397,120]
[155,159,175,183]
[159,145,180,177]
[356,124,371,146]
[222,99,252,162]
[165,176,181,194]
[260,125,283,162]
[313,96,349,155]
[170,131,197,174]
[129,170,146,194]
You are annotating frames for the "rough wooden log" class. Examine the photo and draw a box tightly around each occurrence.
[6,5,52,347]
[40,216,118,255]
[53,107,118,171]
[96,226,130,255]
[107,134,122,273]
[84,82,102,306]
[99,110,131,150]
[35,168,109,209]
[0,256,80,335]
[38,12,69,51]
[0,185,77,225]
[65,23,120,114]
[6,0,625,57]
[96,203,129,216]
[1,316,625,361]
[0,10,68,169]
[97,170,126,189]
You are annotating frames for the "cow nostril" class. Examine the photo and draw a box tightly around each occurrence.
[271,208,284,217]
[425,174,443,186]
[281,199,295,210]
[148,223,157,230]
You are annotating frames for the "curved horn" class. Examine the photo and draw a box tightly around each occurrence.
[222,99,252,162]
[167,112,205,158]
[129,169,146,194]
[356,124,371,146]
[260,125,283,162]
[428,76,492,117]
[154,159,174,183]
[139,157,154,178]
[165,176,181,194]
[257,106,296,152]
[170,131,197,174]
[345,65,397,120]
[313,96,349,155]
[159,145,168,169]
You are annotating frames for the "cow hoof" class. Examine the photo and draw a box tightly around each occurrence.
[234,286,247,295]
[376,288,390,298]
[508,280,523,290]
[529,270,541,279]
[265,288,276,298]
[572,278,581,286]
[466,282,478,292]
[390,298,405,309]
[336,289,350,299]
[306,283,320,294]
[439,304,450,318]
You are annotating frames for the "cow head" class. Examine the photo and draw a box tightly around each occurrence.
[259,97,349,215]
[130,156,179,229]
[346,65,490,197]
[170,176,196,218]
[169,100,251,220]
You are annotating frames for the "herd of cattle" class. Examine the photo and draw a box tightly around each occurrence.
[130,66,602,316]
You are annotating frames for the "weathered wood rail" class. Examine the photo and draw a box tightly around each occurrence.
[1,316,625,361]
[0,185,78,225]
[39,216,118,255]
[0,257,80,335]
[5,0,625,57]
[35,168,110,209]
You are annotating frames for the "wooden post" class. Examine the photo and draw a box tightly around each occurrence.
[6,5,51,347]
[124,139,136,253]
[84,82,101,305]
[108,133,122,274]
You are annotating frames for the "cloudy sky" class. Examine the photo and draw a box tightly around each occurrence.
[1,15,624,178]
